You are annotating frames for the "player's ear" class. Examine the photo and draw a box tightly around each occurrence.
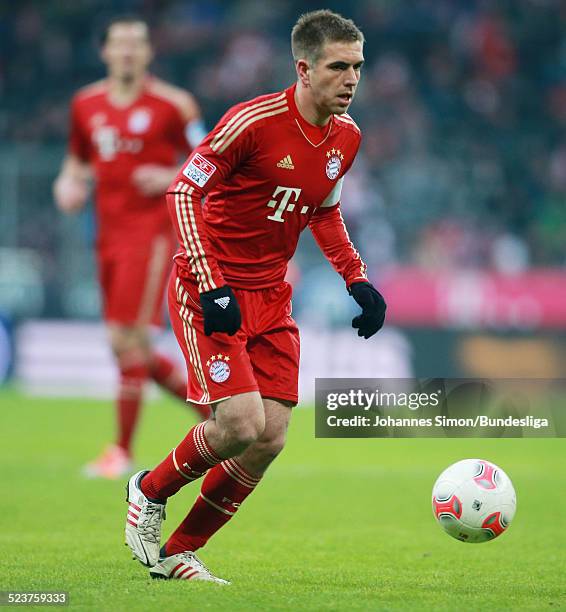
[99,44,109,66]
[296,59,311,87]
[145,45,154,66]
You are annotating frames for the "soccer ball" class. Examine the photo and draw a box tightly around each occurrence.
[432,458,516,543]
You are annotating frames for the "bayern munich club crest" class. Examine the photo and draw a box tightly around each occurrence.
[128,108,152,133]
[206,354,231,383]
[325,148,344,180]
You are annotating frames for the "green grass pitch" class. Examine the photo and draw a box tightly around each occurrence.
[1,387,565,611]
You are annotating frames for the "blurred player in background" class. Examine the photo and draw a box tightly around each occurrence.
[53,16,209,479]
[125,10,386,582]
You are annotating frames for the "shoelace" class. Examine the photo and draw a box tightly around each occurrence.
[177,552,212,577]
[138,502,165,543]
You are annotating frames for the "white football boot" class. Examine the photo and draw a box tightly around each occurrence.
[125,470,166,567]
[150,551,230,584]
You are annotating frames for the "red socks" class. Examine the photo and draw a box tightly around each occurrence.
[149,353,186,400]
[142,424,262,554]
[141,422,222,501]
[149,353,210,420]
[116,361,149,453]
[115,353,210,458]
[165,458,261,555]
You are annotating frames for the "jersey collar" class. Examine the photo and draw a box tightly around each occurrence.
[286,83,334,148]
[105,75,150,110]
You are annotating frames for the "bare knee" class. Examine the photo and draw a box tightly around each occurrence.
[251,433,287,463]
[227,423,264,453]
[221,410,265,450]
[211,392,265,455]
[236,399,292,474]
[108,324,151,364]
[255,398,291,460]
[234,430,287,476]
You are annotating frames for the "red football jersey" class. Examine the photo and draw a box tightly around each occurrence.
[70,76,200,255]
[169,83,369,291]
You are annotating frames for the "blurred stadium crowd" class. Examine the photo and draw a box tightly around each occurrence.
[1,0,565,321]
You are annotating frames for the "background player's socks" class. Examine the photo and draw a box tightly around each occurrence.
[149,353,185,399]
[164,458,261,554]
[141,423,222,500]
[149,353,210,420]
[116,361,149,453]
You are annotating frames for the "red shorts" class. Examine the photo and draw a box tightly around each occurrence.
[169,268,300,406]
[98,234,176,327]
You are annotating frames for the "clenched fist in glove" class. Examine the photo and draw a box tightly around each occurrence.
[199,285,242,337]
[349,282,387,339]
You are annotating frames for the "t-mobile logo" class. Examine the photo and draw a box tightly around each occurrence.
[266,186,309,222]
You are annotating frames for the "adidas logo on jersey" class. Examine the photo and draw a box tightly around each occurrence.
[214,296,231,309]
[277,155,294,170]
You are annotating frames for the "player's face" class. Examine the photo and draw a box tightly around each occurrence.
[101,23,152,83]
[308,40,364,116]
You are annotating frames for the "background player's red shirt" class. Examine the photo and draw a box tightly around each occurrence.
[70,76,198,256]
[169,84,368,291]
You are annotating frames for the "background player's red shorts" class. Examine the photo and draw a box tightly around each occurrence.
[169,267,300,406]
[98,233,176,327]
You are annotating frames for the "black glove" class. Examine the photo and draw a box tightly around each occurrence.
[199,285,241,337]
[349,282,387,339]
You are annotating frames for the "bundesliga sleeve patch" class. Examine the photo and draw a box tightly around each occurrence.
[182,153,217,187]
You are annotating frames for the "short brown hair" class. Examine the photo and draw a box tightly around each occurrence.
[291,10,364,65]
[99,15,150,45]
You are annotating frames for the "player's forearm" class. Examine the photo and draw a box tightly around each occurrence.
[57,154,91,181]
[141,165,180,192]
[53,156,91,212]
[131,165,185,197]
[166,187,226,293]
[161,166,182,188]
[309,204,368,286]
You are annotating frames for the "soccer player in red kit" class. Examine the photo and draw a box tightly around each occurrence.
[125,10,386,582]
[53,17,209,479]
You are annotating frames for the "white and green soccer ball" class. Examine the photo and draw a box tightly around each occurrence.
[432,459,517,543]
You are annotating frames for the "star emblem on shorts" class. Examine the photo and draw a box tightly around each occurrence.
[206,354,231,367]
